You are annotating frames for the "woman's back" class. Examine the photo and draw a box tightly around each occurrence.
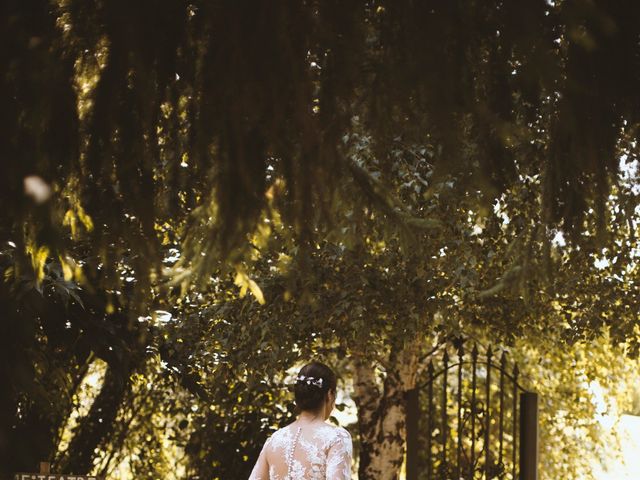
[249,421,352,480]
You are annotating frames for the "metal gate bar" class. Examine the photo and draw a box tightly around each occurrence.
[406,343,538,480]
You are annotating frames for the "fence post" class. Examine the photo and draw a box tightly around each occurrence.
[519,392,538,480]
[40,462,51,474]
[405,388,419,480]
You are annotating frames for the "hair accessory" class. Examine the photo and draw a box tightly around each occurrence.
[296,374,324,388]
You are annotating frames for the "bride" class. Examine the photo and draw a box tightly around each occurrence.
[249,362,353,479]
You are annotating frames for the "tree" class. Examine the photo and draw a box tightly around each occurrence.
[173,136,638,479]
[3,2,640,479]
[8,148,632,478]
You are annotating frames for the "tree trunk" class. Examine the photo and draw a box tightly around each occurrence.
[58,364,133,474]
[353,338,421,480]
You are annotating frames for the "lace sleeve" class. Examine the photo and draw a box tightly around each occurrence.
[248,436,270,480]
[326,428,353,479]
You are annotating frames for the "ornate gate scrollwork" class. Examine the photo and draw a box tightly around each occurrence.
[406,343,538,480]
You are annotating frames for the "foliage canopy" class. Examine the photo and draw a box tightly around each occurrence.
[3,0,640,291]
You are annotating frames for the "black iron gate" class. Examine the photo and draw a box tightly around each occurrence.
[405,344,538,480]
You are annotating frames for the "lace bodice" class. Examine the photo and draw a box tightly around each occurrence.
[248,422,353,480]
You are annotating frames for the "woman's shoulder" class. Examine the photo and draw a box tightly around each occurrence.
[268,422,351,443]
[321,424,352,456]
[333,425,352,445]
[316,423,351,443]
[269,424,294,441]
[329,424,351,438]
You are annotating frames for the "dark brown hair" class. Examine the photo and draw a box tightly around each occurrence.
[294,362,337,412]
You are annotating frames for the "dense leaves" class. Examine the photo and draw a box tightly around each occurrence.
[3,0,640,291]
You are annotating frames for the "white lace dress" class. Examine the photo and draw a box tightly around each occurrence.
[248,422,353,480]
